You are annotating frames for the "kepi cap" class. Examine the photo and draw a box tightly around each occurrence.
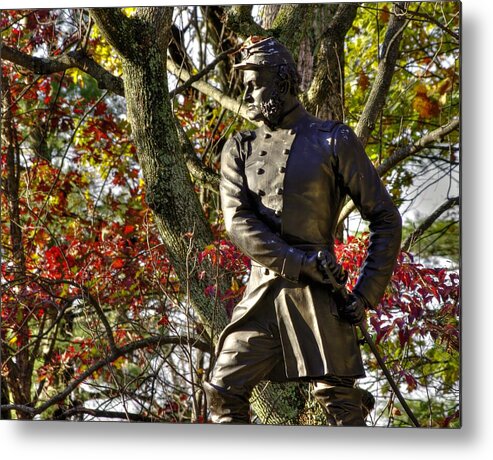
[234,36,296,70]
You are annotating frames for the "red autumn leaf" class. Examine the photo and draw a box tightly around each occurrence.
[157,315,169,326]
[111,258,125,269]
[357,70,370,91]
[123,225,135,235]
[94,102,108,116]
[380,5,390,23]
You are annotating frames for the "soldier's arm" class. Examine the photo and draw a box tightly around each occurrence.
[220,135,304,282]
[333,124,402,307]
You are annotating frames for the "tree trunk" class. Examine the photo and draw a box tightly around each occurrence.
[1,75,34,419]
[305,3,358,122]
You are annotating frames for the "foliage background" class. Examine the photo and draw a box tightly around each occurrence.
[0,0,489,458]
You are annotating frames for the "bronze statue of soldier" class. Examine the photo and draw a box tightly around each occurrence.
[203,37,402,426]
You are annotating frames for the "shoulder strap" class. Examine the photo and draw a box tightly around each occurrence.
[317,119,343,134]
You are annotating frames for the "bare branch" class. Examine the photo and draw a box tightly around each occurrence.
[376,118,460,177]
[2,40,243,122]
[402,196,459,252]
[338,118,459,224]
[169,44,242,99]
[0,334,211,418]
[167,58,255,124]
[407,9,459,41]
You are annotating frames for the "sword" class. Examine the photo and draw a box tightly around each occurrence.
[317,251,421,428]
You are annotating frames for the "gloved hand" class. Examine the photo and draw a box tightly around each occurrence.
[317,250,348,286]
[300,252,327,284]
[338,293,369,324]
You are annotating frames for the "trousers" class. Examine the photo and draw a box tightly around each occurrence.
[204,301,370,426]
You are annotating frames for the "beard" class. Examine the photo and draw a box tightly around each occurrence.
[259,90,284,128]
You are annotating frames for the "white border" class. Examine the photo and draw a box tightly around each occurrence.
[2,1,490,459]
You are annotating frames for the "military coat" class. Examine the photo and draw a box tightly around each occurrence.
[218,108,402,381]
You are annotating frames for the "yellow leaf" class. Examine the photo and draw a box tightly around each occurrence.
[112,356,126,369]
[414,83,428,96]
[9,335,17,345]
[122,8,137,17]
[66,68,80,85]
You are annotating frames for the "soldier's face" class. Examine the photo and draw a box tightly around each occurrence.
[243,69,284,126]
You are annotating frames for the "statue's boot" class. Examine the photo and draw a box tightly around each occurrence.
[203,381,250,424]
[312,381,368,426]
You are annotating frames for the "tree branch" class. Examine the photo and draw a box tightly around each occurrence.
[337,117,459,224]
[167,58,255,124]
[174,118,220,191]
[0,334,211,418]
[408,9,459,41]
[1,44,125,96]
[376,118,460,177]
[355,2,409,145]
[305,3,359,120]
[169,44,242,99]
[36,278,119,354]
[53,407,158,422]
[224,5,267,38]
[3,38,244,124]
[2,42,235,188]
[402,196,459,252]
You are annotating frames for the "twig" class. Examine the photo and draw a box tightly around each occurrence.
[169,44,241,99]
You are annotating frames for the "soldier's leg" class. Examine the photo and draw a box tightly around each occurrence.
[204,318,282,424]
[312,376,368,426]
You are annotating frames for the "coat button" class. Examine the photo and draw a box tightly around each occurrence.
[259,150,267,156]
[258,189,265,196]
[279,166,286,173]
[288,129,296,135]
[283,148,290,155]
[264,132,272,139]
[276,188,283,195]
[263,268,270,275]
[275,209,282,216]
[257,168,264,175]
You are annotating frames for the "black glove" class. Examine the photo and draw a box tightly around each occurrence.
[317,250,348,286]
[338,293,369,325]
[300,252,327,284]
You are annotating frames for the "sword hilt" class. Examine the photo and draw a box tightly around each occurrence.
[317,250,348,297]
